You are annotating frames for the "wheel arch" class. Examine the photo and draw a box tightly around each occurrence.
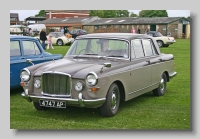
[56,39,63,45]
[163,71,170,82]
[113,80,125,101]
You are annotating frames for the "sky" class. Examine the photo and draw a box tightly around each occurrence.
[10,10,190,21]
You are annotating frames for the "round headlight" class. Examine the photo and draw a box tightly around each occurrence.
[34,79,41,88]
[20,69,30,81]
[75,81,84,91]
[86,72,98,86]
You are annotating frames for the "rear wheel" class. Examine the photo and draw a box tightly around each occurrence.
[100,83,120,117]
[57,39,63,46]
[157,40,163,47]
[33,102,48,111]
[153,73,167,96]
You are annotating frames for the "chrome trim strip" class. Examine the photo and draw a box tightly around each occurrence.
[20,68,31,81]
[169,71,177,80]
[88,71,98,79]
[21,92,106,108]
[41,92,71,98]
[129,82,159,95]
[85,71,98,86]
[42,71,72,77]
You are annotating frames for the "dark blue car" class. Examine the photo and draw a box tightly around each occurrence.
[10,35,62,89]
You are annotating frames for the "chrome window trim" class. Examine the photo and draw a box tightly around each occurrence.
[66,38,130,60]
[128,82,159,95]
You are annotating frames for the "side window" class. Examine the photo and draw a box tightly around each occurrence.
[51,33,56,37]
[10,41,21,56]
[23,41,41,55]
[143,39,154,56]
[131,40,145,58]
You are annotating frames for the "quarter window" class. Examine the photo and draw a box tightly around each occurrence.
[131,40,145,58]
[143,39,154,56]
[10,41,21,56]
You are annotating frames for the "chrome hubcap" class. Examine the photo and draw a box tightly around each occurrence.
[159,78,165,91]
[111,91,117,110]
[157,41,162,47]
[58,41,62,45]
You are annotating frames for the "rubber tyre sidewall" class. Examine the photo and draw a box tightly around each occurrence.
[100,83,120,117]
[153,73,167,96]
[57,39,63,46]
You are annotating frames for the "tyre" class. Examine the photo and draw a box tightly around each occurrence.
[157,40,163,47]
[153,73,167,96]
[33,102,48,111]
[100,83,120,117]
[57,39,63,46]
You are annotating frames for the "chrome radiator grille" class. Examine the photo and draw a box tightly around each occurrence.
[41,72,71,96]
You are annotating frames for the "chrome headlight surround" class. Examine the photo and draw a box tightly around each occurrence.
[20,68,31,82]
[74,81,84,92]
[85,72,98,86]
[34,79,41,88]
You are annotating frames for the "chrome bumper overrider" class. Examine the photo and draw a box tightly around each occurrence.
[169,71,177,80]
[21,89,106,108]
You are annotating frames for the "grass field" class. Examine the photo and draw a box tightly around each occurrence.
[10,39,190,129]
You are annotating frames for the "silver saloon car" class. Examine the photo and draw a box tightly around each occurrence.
[21,33,177,117]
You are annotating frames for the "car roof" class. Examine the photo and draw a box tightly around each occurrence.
[148,31,158,33]
[10,35,37,40]
[77,33,153,41]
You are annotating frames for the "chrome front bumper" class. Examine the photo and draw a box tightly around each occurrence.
[169,71,177,80]
[21,89,106,108]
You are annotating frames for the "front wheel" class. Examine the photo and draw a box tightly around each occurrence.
[153,73,167,96]
[100,83,120,117]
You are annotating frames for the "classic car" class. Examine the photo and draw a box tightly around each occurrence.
[146,31,176,47]
[69,29,87,39]
[10,35,63,89]
[21,33,177,117]
[35,32,74,46]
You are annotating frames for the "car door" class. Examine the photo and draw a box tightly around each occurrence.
[143,39,163,85]
[10,40,26,88]
[50,33,57,45]
[130,39,151,96]
[21,40,46,67]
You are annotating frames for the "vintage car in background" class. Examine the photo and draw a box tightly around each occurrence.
[21,33,177,117]
[146,31,176,47]
[69,29,87,39]
[10,35,63,89]
[35,32,74,46]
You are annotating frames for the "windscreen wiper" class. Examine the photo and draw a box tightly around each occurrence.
[84,53,98,55]
[106,55,124,57]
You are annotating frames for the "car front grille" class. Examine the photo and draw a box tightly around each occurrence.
[41,72,71,97]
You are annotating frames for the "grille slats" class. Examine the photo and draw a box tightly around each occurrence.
[41,73,71,96]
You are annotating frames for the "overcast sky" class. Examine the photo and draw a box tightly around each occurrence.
[10,10,190,21]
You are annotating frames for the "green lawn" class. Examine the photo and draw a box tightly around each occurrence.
[10,39,190,129]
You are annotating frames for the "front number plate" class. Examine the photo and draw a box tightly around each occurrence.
[39,100,66,108]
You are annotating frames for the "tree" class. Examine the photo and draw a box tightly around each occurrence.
[35,10,46,17]
[129,12,138,17]
[104,10,117,18]
[90,10,105,18]
[90,10,129,18]
[116,10,129,17]
[139,10,168,17]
